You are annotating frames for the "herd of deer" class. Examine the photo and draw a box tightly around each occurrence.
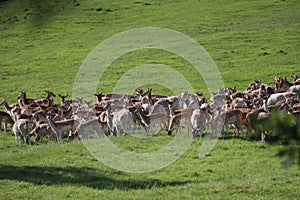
[0,75,299,144]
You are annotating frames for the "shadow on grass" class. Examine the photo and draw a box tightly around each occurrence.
[0,165,192,190]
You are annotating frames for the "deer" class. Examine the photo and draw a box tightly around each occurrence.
[73,117,105,139]
[31,109,48,124]
[291,75,300,85]
[275,77,293,92]
[291,110,300,123]
[94,93,104,105]
[0,99,18,120]
[103,93,134,102]
[140,88,153,104]
[196,92,208,106]
[245,99,272,141]
[234,108,252,137]
[0,111,14,133]
[230,97,248,109]
[58,94,81,107]
[135,106,168,135]
[167,109,193,136]
[138,88,167,103]
[29,122,56,143]
[288,85,300,96]
[267,92,298,106]
[292,102,300,111]
[149,98,170,116]
[46,113,77,141]
[42,90,56,107]
[127,105,145,130]
[0,100,32,121]
[190,109,203,138]
[180,92,199,109]
[12,118,33,144]
[17,90,56,108]
[199,103,214,134]
[141,88,154,115]
[135,88,144,100]
[217,109,244,137]
[104,102,133,137]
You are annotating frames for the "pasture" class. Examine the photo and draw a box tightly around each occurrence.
[0,0,299,199]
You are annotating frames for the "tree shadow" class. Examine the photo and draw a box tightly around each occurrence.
[0,165,192,190]
[0,0,75,26]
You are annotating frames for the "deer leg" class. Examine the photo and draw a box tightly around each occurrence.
[59,130,63,141]
[27,134,31,145]
[115,126,120,137]
[15,132,19,144]
[225,124,229,136]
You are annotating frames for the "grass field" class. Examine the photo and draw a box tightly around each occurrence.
[0,0,299,199]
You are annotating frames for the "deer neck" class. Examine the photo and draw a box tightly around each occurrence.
[2,101,13,112]
[263,99,269,113]
[47,116,60,139]
[137,109,149,125]
[105,106,113,128]
[18,98,25,108]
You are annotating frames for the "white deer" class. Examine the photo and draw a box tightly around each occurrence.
[105,103,133,137]
[12,118,33,144]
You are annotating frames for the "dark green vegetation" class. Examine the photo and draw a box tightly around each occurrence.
[0,0,299,199]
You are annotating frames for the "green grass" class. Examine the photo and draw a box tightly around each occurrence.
[0,0,300,199]
[0,0,299,101]
[0,133,299,200]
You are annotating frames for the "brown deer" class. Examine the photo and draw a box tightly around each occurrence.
[167,111,193,136]
[0,111,14,133]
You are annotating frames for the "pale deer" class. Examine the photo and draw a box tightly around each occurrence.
[13,118,33,144]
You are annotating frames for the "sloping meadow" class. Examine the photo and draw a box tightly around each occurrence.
[0,0,299,199]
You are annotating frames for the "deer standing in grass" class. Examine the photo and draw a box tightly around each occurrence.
[217,109,244,136]
[0,99,18,121]
[73,117,105,139]
[0,111,14,133]
[46,113,76,141]
[135,106,168,135]
[13,118,33,144]
[167,109,193,136]
[30,122,56,143]
[105,103,133,137]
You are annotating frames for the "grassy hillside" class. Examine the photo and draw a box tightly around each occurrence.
[0,0,299,101]
[0,0,299,199]
[0,134,299,200]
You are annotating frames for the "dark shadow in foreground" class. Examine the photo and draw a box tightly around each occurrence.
[0,165,193,190]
